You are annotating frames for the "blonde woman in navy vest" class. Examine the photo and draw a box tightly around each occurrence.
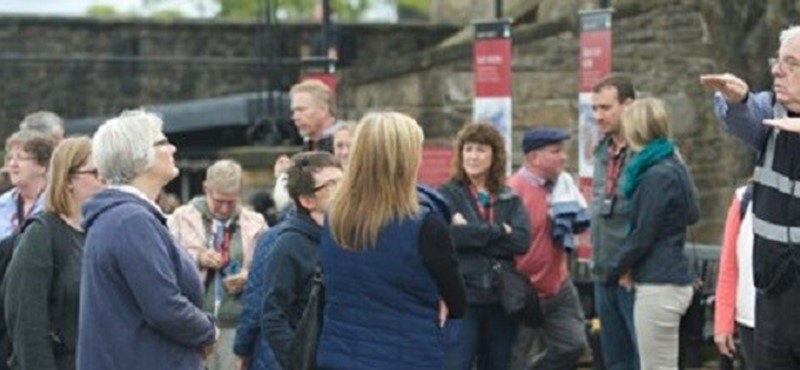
[317,112,467,370]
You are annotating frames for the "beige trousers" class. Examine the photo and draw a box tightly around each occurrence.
[634,284,694,370]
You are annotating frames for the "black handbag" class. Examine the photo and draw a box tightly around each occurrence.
[288,268,324,370]
[495,261,544,327]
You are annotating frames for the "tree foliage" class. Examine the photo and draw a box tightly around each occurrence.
[86,4,143,18]
[86,4,119,17]
[145,0,429,20]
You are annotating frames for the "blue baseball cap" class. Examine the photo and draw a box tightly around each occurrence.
[522,127,570,154]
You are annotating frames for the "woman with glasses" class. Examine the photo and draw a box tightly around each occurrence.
[77,110,217,370]
[3,137,105,370]
[0,130,55,241]
[438,123,530,370]
[316,112,467,370]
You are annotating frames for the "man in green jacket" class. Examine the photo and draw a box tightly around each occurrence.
[590,74,639,370]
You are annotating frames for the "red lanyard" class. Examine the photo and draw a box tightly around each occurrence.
[12,191,42,232]
[469,185,494,223]
[605,143,627,196]
[211,221,232,264]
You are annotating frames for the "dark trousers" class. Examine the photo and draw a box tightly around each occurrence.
[594,282,639,370]
[718,324,754,370]
[512,279,587,370]
[444,303,517,370]
[754,282,800,369]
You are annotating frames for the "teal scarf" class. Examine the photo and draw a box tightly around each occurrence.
[622,137,675,199]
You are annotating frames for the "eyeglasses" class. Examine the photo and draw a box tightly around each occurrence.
[4,153,35,162]
[313,178,340,193]
[71,168,100,178]
[769,57,800,74]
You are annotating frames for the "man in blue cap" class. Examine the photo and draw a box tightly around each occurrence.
[509,127,588,370]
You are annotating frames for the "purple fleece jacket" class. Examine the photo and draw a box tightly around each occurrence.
[78,188,216,370]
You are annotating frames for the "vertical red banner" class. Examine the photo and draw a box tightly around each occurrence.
[474,38,512,97]
[418,144,454,187]
[301,57,337,94]
[473,19,513,174]
[579,11,613,93]
[576,9,613,262]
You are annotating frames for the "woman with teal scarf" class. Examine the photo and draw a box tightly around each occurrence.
[612,98,699,370]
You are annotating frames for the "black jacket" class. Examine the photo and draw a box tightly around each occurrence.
[614,156,699,285]
[260,212,322,368]
[438,181,530,304]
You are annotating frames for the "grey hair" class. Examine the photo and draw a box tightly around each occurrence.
[19,111,64,139]
[92,109,164,185]
[204,159,242,193]
[780,26,800,48]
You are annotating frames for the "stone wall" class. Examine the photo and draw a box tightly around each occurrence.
[338,0,800,244]
[0,16,458,142]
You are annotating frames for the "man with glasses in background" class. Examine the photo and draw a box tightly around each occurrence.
[701,24,800,370]
[168,159,267,370]
[260,151,342,369]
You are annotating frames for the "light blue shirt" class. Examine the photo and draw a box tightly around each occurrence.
[0,187,45,241]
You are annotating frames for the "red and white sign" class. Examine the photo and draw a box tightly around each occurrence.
[577,9,613,262]
[579,29,612,93]
[474,38,512,97]
[473,20,513,174]
[418,145,454,187]
[301,57,337,94]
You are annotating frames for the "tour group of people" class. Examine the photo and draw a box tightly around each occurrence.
[0,21,798,370]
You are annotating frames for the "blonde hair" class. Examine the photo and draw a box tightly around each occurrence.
[204,159,242,193]
[328,112,423,250]
[290,79,335,115]
[621,98,671,151]
[46,137,92,216]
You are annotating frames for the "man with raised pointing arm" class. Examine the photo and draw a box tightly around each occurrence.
[700,25,800,370]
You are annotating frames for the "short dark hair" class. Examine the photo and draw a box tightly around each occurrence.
[592,73,636,102]
[286,151,340,211]
[5,130,56,168]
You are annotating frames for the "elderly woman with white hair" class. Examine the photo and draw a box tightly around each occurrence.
[77,110,217,370]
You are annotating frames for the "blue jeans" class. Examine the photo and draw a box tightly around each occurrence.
[594,282,639,370]
[445,304,517,370]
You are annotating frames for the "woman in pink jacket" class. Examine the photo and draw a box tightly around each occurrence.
[714,183,755,370]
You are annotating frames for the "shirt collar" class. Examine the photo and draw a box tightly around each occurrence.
[519,166,550,188]
[109,185,166,218]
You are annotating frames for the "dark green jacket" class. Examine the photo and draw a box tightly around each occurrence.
[4,212,83,370]
[590,136,633,283]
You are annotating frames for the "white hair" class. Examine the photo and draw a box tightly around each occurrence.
[92,109,164,185]
[780,26,800,48]
[19,111,64,139]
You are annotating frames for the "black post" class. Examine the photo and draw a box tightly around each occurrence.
[495,0,503,18]
[597,0,608,8]
[322,0,331,55]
